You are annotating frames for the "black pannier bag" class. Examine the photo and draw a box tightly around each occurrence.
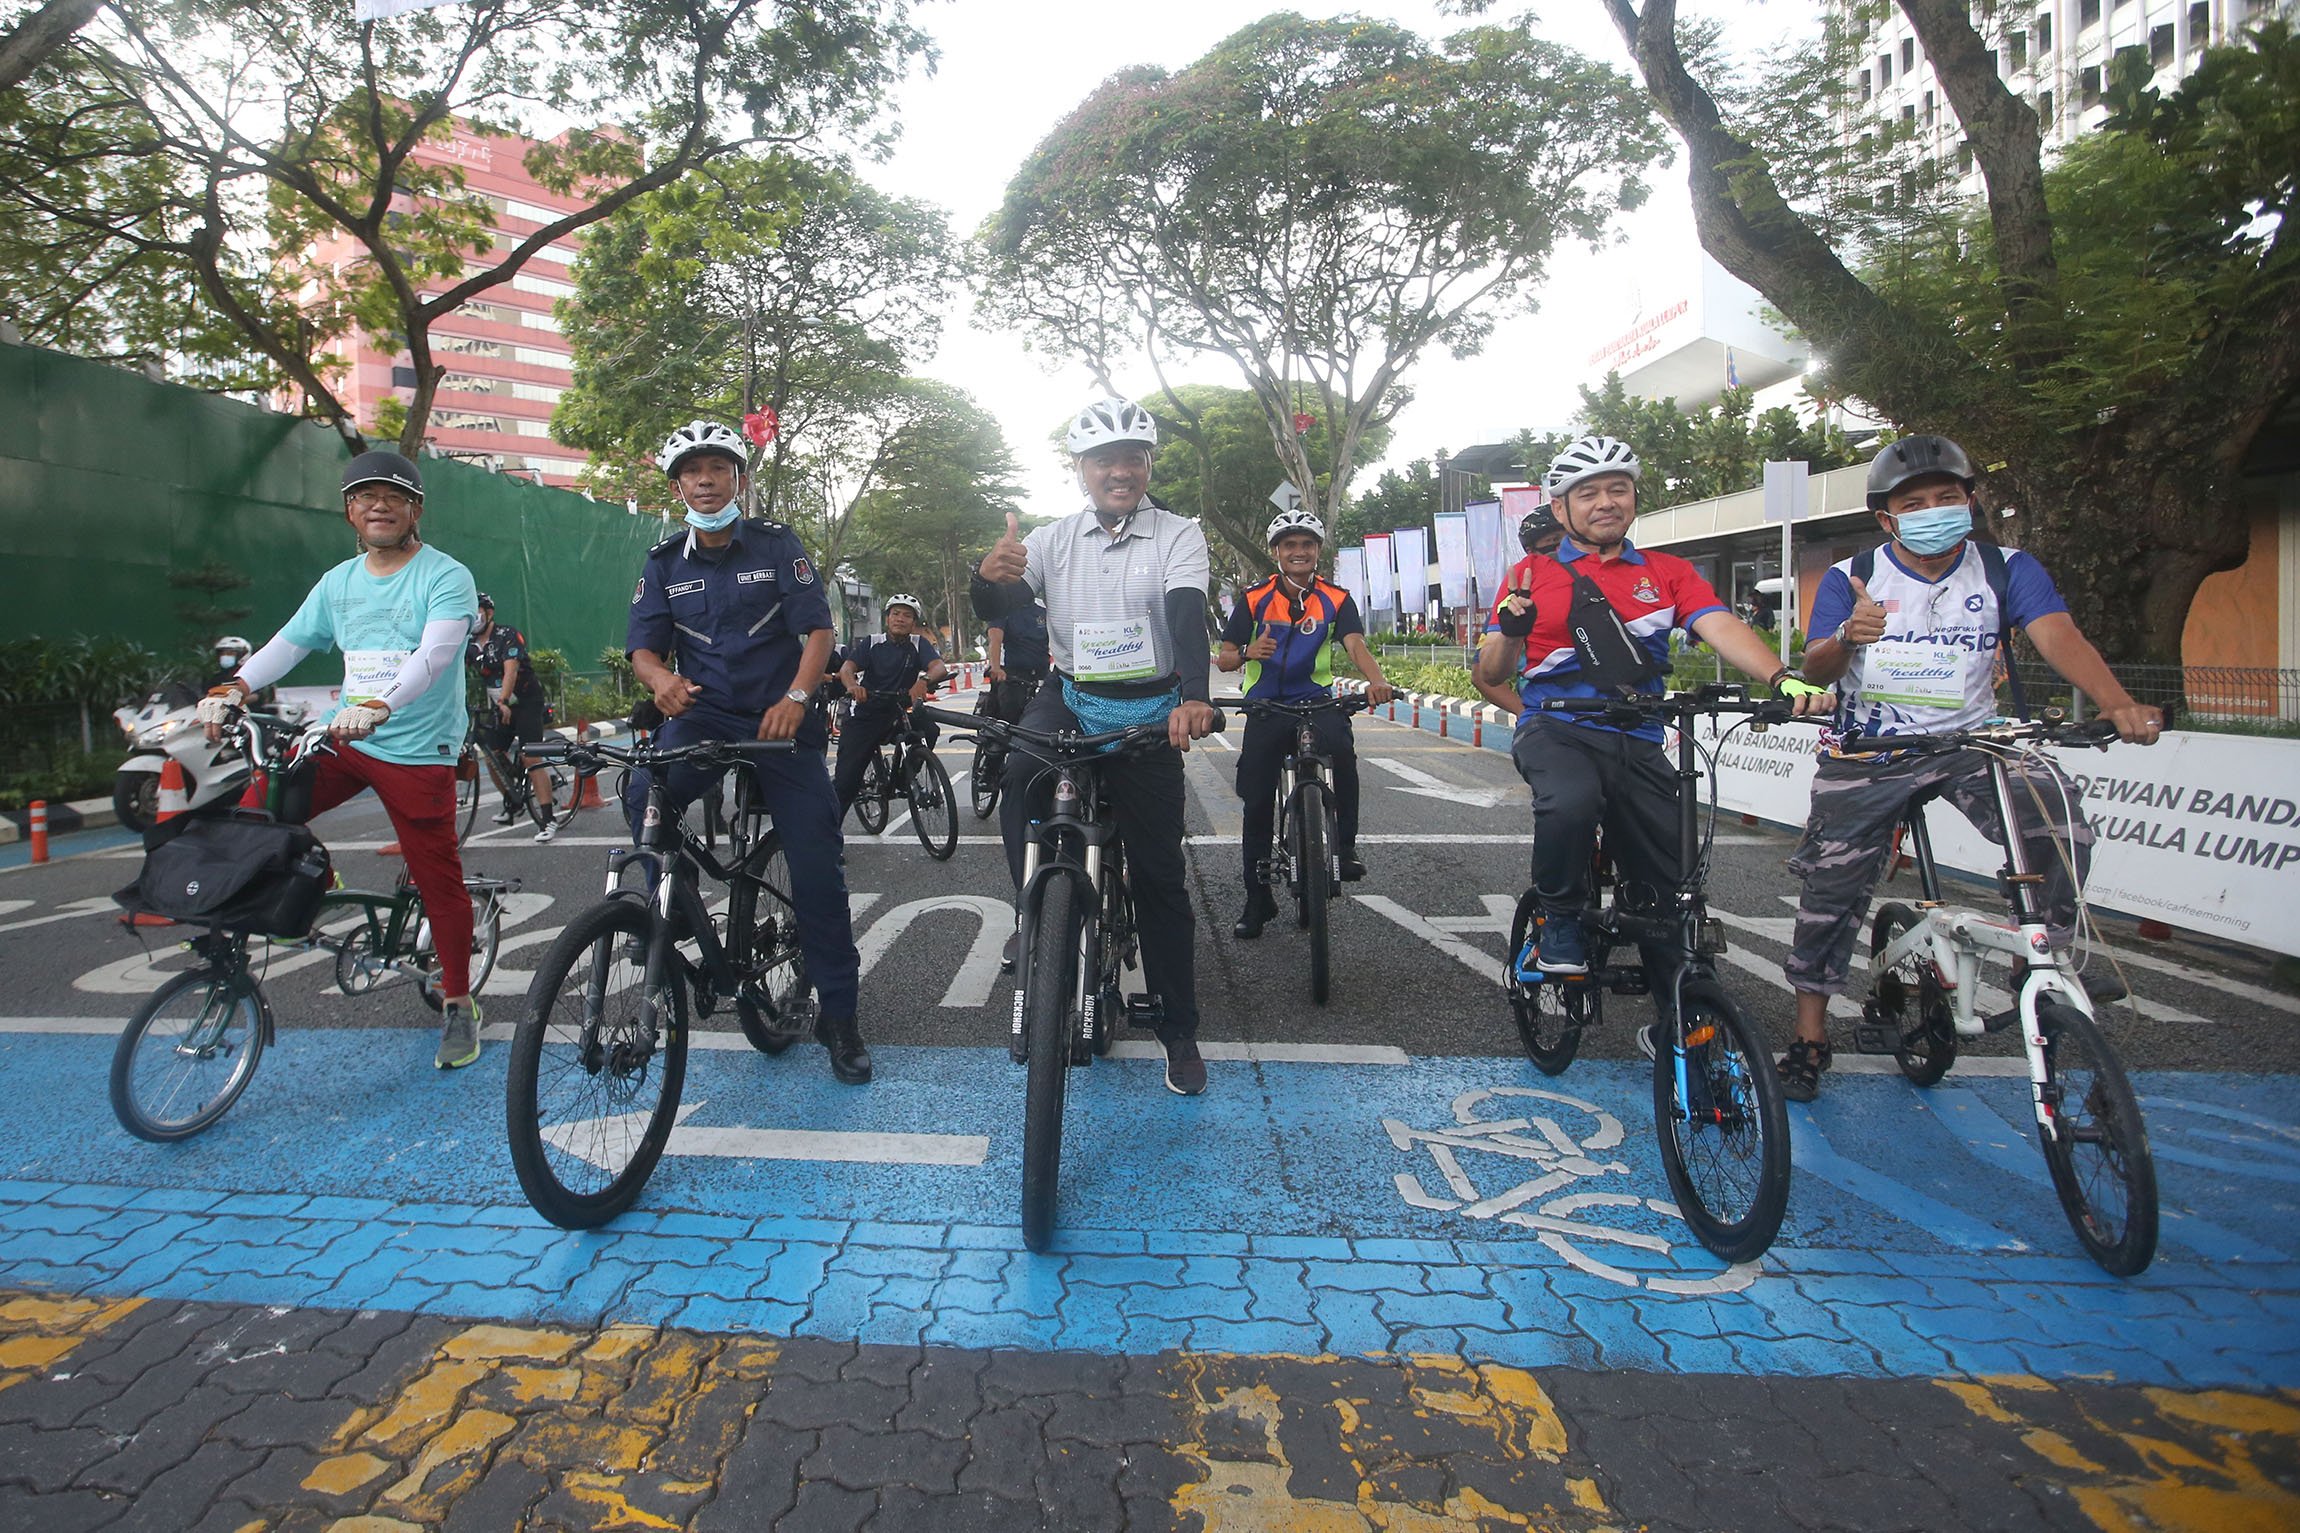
[115,812,332,938]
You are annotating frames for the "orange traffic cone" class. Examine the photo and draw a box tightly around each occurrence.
[154,758,190,823]
[378,842,402,857]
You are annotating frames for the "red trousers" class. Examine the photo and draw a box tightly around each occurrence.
[307,747,473,1000]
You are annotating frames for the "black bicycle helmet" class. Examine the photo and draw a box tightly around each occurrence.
[1518,502,1561,552]
[476,592,495,610]
[1865,435,1975,510]
[342,449,424,499]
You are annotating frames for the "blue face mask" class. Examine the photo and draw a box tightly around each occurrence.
[1891,502,1973,557]
[684,502,741,532]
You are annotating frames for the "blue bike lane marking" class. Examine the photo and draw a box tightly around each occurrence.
[1,1031,2295,1389]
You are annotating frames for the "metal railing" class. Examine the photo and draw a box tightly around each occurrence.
[2011,661,2300,726]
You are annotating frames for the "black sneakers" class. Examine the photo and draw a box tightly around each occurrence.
[1163,1036,1207,1096]
[1232,888,1279,940]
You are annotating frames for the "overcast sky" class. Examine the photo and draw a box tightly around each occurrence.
[860,0,1795,514]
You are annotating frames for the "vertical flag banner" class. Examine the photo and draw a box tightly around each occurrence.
[1499,485,1548,529]
[1464,498,1508,611]
[1364,534,1396,632]
[1432,511,1472,611]
[1390,527,1430,624]
[1335,547,1370,618]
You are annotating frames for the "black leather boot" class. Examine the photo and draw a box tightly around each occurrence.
[816,1014,873,1085]
[1232,887,1279,939]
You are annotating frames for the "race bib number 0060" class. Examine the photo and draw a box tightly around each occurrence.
[1071,618,1155,682]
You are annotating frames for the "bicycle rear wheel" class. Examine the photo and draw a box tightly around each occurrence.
[971,741,1001,819]
[1021,877,1081,1253]
[412,890,503,1013]
[507,899,688,1229]
[1505,891,1592,1074]
[854,753,888,834]
[908,750,959,861]
[2035,997,2158,1275]
[1652,978,1790,1263]
[1869,902,1954,1086]
[111,953,267,1142]
[454,746,483,846]
[728,829,814,1056]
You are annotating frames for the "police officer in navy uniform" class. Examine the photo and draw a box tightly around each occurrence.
[625,420,872,1084]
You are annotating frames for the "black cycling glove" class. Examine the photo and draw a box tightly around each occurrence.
[1493,595,1536,638]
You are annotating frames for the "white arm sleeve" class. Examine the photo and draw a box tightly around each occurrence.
[233,633,311,695]
[375,618,472,714]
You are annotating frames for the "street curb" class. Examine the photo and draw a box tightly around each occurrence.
[0,795,115,846]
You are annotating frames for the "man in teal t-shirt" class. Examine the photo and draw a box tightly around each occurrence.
[201,450,486,1069]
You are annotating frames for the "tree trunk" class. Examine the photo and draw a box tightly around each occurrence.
[0,0,101,91]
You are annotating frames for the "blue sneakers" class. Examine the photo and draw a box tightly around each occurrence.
[1536,915,1589,975]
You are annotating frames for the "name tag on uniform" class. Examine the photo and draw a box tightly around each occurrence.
[665,580,705,598]
[343,648,410,706]
[1073,617,1155,681]
[737,569,773,585]
[1864,640,1966,707]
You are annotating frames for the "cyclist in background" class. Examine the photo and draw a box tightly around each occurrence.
[1216,508,1396,938]
[832,594,950,820]
[1775,434,2161,1101]
[197,450,485,1069]
[466,593,560,842]
[983,595,1050,723]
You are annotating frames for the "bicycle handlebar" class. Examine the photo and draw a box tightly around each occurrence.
[917,703,1227,757]
[1832,716,2123,756]
[1539,685,1815,727]
[530,735,796,771]
[1238,695,1376,720]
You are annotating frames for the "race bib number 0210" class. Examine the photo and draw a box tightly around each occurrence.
[1071,618,1156,682]
[1863,640,1966,708]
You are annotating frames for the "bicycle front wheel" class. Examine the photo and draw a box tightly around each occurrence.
[454,746,483,846]
[111,956,267,1142]
[507,899,688,1229]
[1298,783,1332,1003]
[2035,997,2158,1275]
[1652,979,1791,1263]
[728,830,814,1056]
[854,753,888,834]
[1021,877,1081,1253]
[908,750,958,861]
[971,742,1001,819]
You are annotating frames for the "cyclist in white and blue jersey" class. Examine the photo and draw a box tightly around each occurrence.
[1775,435,2162,1101]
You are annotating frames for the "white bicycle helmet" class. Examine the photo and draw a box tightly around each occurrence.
[657,419,749,477]
[883,593,924,619]
[213,635,252,656]
[1543,435,1641,497]
[1064,397,1158,454]
[1266,508,1326,546]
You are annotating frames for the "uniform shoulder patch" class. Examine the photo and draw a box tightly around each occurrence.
[631,577,646,605]
[792,556,816,585]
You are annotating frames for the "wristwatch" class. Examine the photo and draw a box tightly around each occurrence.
[783,688,810,705]
[1832,620,1857,647]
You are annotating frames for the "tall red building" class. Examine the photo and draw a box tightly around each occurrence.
[295,118,594,488]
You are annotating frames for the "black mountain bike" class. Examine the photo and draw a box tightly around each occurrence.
[1505,686,1801,1264]
[925,702,1223,1252]
[1239,694,1373,1005]
[454,704,586,843]
[506,734,814,1228]
[850,690,959,860]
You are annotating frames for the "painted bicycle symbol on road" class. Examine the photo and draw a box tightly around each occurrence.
[1384,1085,1759,1295]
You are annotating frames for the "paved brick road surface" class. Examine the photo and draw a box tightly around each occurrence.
[5,1291,2296,1531]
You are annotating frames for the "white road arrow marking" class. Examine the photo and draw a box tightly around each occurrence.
[0,897,120,934]
[853,895,1011,1007]
[1363,757,1510,809]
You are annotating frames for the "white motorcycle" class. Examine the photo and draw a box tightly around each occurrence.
[111,687,310,832]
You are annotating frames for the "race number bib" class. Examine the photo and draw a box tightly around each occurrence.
[1072,618,1156,681]
[343,649,410,706]
[1863,641,1965,708]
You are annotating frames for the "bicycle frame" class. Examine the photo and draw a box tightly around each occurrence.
[1013,755,1122,1056]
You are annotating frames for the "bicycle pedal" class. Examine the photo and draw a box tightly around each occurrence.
[1606,971,1648,996]
[1125,994,1165,1032]
[1981,1007,2020,1034]
[1851,1020,1901,1055]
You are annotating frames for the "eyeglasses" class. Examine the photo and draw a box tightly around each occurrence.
[349,489,416,511]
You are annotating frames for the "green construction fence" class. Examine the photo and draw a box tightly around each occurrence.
[0,339,667,694]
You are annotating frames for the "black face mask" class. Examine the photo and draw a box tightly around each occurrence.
[1564,568,1662,692]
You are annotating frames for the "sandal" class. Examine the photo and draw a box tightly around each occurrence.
[1777,1037,1833,1103]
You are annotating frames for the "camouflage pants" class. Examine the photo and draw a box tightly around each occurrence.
[1784,749,2095,996]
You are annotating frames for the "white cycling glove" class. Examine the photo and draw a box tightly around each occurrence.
[195,691,243,728]
[330,703,390,740]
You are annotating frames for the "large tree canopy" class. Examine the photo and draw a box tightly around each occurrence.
[977,11,1669,530]
[1519,375,1858,508]
[556,153,957,518]
[1601,2,2300,658]
[0,0,925,452]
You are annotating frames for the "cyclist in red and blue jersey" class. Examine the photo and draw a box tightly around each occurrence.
[1217,508,1396,938]
[1474,435,1829,1008]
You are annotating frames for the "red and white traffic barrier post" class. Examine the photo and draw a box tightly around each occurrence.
[27,800,47,864]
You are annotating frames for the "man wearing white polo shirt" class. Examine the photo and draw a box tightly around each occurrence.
[971,397,1220,1094]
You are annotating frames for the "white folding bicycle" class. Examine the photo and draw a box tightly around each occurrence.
[1847,715,2158,1276]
